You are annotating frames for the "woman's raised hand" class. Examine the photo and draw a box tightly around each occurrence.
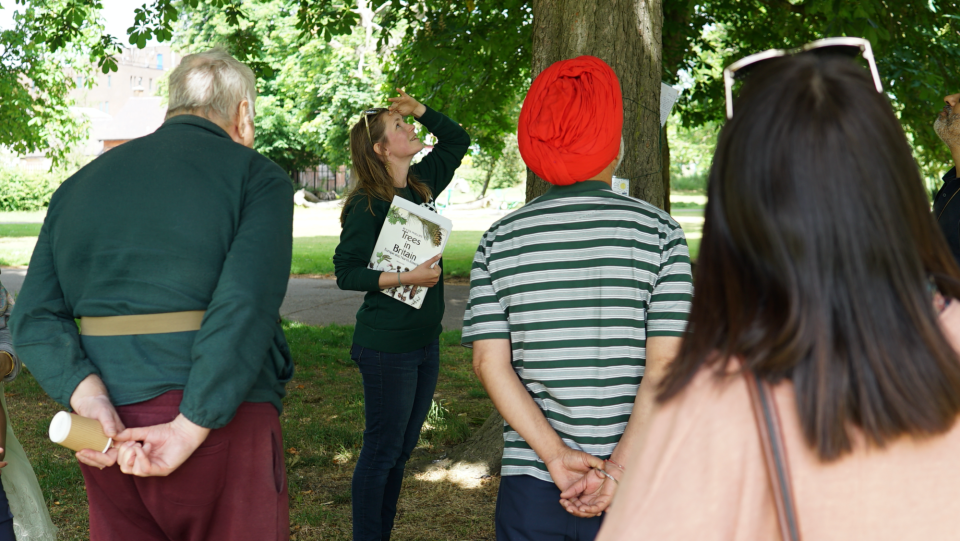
[387,88,426,118]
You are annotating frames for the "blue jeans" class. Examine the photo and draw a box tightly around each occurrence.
[350,340,440,541]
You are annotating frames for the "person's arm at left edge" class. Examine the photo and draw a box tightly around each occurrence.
[390,89,471,194]
[116,163,294,477]
[0,283,22,385]
[0,282,20,465]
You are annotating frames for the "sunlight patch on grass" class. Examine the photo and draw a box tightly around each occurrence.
[414,461,490,490]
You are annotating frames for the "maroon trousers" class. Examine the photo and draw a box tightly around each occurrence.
[80,391,289,541]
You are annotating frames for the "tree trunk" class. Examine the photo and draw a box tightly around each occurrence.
[479,166,494,198]
[525,0,664,210]
[661,123,670,213]
[445,409,505,476]
[455,0,664,476]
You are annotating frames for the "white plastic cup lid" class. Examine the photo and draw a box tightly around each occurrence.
[49,411,72,444]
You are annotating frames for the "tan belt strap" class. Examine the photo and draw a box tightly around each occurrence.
[80,311,206,336]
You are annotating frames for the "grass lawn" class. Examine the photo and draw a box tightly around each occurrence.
[0,224,42,237]
[6,322,497,540]
[291,231,483,280]
[0,208,701,270]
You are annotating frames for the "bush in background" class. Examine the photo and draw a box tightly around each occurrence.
[0,168,67,211]
[671,172,707,193]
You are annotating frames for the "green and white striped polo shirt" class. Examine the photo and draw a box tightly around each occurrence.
[461,180,693,483]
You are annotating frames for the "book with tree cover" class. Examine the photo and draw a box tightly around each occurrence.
[367,196,453,309]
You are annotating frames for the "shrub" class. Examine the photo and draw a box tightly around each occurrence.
[671,172,708,194]
[0,168,67,211]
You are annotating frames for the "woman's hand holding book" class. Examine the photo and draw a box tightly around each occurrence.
[402,254,442,287]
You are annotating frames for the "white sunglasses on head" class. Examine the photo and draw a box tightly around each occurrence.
[724,37,884,120]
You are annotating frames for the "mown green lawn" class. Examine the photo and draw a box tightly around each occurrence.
[0,224,41,237]
[291,231,483,279]
[0,217,699,270]
[0,227,486,277]
[6,322,496,540]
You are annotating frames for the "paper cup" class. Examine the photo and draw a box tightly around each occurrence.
[49,412,112,453]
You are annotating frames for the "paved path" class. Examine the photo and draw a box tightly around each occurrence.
[0,268,471,331]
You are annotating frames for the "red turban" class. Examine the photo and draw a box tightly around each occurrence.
[517,56,623,186]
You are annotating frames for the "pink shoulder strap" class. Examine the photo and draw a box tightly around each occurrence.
[744,370,802,541]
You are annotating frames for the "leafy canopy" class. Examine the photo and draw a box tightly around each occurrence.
[377,0,532,161]
[665,0,960,178]
[375,1,960,178]
[170,0,385,173]
[0,0,100,161]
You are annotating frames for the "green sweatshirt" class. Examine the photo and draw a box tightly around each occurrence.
[333,106,470,353]
[9,115,294,429]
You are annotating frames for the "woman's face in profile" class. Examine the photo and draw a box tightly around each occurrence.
[379,111,424,160]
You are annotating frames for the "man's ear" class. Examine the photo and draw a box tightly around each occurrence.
[236,100,251,133]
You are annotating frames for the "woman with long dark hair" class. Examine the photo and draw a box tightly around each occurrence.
[333,90,469,540]
[593,46,960,540]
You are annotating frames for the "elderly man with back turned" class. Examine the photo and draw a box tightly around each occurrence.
[462,56,693,540]
[10,48,293,540]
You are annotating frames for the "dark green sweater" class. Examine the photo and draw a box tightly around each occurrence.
[334,107,470,353]
[9,115,294,429]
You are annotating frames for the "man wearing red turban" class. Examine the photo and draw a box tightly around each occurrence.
[518,55,624,186]
[463,56,694,540]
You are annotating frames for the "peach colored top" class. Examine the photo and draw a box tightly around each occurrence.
[596,302,960,541]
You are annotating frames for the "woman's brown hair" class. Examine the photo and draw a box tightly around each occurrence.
[659,53,960,461]
[340,109,432,225]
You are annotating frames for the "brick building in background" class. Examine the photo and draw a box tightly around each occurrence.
[19,47,177,169]
[69,45,180,116]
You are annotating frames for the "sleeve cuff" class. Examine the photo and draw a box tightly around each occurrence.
[359,268,384,292]
[0,348,21,383]
[416,105,442,130]
[460,331,511,347]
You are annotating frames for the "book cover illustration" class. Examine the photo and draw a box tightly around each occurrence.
[367,196,453,309]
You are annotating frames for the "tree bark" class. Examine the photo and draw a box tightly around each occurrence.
[479,166,494,198]
[661,123,670,213]
[456,0,664,476]
[445,409,505,476]
[524,0,665,210]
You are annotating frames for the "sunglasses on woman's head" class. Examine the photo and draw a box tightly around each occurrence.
[724,37,884,119]
[362,108,389,144]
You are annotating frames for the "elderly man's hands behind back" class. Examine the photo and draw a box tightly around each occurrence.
[114,414,211,477]
[70,374,125,469]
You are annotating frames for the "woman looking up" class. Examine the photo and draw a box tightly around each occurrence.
[333,89,469,541]
[594,47,960,540]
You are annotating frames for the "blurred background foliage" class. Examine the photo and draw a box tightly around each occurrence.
[0,0,956,198]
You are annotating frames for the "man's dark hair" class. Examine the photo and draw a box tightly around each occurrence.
[660,53,960,461]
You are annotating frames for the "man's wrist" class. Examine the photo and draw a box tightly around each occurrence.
[604,459,626,482]
[605,458,626,472]
[540,438,572,467]
[69,374,110,410]
[173,413,211,444]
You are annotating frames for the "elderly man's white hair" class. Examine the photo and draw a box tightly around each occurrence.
[166,48,257,125]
